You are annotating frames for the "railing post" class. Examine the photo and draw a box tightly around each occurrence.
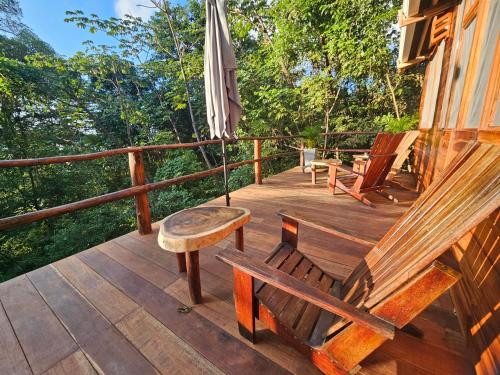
[128,148,152,234]
[299,142,305,168]
[254,139,262,185]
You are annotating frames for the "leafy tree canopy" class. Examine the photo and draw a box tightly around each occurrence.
[0,0,422,281]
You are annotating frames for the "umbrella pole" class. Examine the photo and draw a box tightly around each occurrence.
[222,138,231,206]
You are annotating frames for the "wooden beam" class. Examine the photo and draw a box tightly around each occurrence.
[397,56,428,70]
[399,0,457,27]
[128,150,152,235]
[233,268,255,343]
[278,210,377,247]
[0,151,299,231]
[0,140,223,168]
[235,227,244,252]
[254,140,262,185]
[281,215,299,248]
[186,251,202,304]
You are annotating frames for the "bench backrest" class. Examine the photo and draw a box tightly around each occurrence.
[358,132,405,190]
[392,130,419,172]
[343,142,500,310]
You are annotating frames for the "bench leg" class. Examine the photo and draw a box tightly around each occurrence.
[233,268,255,343]
[186,251,202,304]
[176,253,187,273]
[235,227,244,251]
[328,165,337,194]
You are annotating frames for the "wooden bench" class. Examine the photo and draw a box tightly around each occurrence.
[328,132,405,206]
[217,142,500,375]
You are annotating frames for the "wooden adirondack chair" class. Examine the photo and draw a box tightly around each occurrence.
[387,130,419,181]
[217,142,499,375]
[328,132,405,206]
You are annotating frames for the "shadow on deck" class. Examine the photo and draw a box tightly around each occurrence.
[0,167,473,375]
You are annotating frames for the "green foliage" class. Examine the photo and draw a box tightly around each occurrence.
[0,203,134,281]
[228,165,254,191]
[375,114,419,133]
[151,150,223,218]
[0,0,423,281]
[300,125,322,148]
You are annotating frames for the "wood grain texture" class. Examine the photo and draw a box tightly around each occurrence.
[116,309,224,375]
[78,248,291,375]
[96,241,177,289]
[219,143,499,374]
[27,266,158,375]
[329,132,405,206]
[128,150,152,234]
[165,277,322,375]
[53,256,138,324]
[0,300,31,375]
[254,139,263,184]
[158,206,251,252]
[0,165,474,375]
[0,275,78,374]
[42,351,96,375]
[186,250,202,304]
[217,248,395,339]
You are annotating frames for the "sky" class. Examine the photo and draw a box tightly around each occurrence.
[18,0,157,57]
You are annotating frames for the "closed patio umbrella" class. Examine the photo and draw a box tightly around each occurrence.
[204,0,242,206]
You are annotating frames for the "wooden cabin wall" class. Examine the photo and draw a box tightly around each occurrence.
[412,1,499,374]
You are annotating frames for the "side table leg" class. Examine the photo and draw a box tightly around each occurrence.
[311,166,316,184]
[176,253,187,273]
[186,251,202,304]
[235,227,244,252]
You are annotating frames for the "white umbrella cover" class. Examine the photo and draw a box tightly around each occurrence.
[204,0,242,139]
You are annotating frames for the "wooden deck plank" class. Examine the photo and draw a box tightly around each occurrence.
[96,241,178,289]
[0,168,471,375]
[0,299,32,375]
[27,266,159,375]
[0,275,78,374]
[113,235,180,275]
[116,308,224,375]
[165,277,322,375]
[53,256,139,324]
[42,351,96,375]
[78,248,291,375]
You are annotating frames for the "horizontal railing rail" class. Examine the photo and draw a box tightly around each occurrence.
[0,132,378,233]
[0,140,224,168]
[0,150,298,231]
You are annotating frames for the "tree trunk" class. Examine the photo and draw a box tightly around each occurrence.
[153,0,212,169]
[322,86,341,159]
[386,72,400,120]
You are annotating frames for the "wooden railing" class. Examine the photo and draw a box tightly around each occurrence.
[0,132,378,234]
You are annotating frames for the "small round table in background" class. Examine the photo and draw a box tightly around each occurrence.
[158,206,251,304]
[353,153,369,174]
[311,159,342,184]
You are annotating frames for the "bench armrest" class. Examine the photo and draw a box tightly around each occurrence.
[216,248,394,339]
[278,210,378,247]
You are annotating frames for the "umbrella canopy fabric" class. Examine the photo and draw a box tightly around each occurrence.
[204,0,242,139]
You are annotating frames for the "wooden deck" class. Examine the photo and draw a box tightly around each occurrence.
[0,167,474,375]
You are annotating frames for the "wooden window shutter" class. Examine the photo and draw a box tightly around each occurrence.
[430,12,453,47]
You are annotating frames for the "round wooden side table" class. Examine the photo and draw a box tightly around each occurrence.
[311,159,342,184]
[158,206,251,304]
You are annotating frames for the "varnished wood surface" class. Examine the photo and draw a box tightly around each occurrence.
[0,167,474,375]
[158,207,251,253]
